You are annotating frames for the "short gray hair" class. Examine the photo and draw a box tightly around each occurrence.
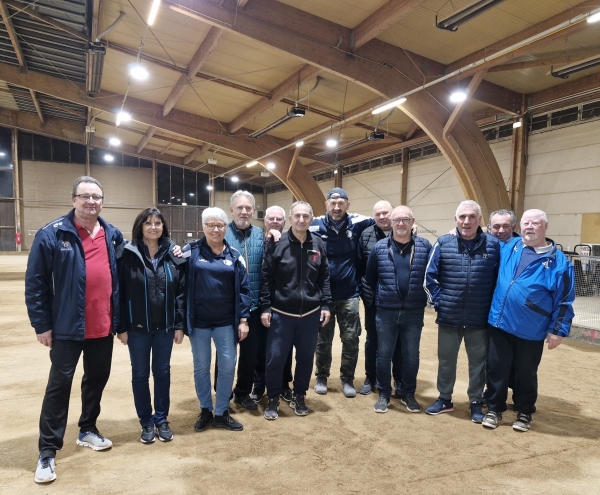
[202,207,228,225]
[488,209,516,227]
[230,190,256,209]
[456,200,482,218]
[72,176,103,197]
[265,205,285,219]
[391,205,414,218]
[290,201,313,217]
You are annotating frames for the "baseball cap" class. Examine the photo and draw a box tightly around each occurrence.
[326,187,349,200]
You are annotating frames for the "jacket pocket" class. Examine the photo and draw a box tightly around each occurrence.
[525,299,551,318]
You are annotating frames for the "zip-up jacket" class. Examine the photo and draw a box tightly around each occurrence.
[356,224,388,307]
[118,237,186,333]
[184,237,251,341]
[260,230,331,317]
[366,234,432,311]
[25,209,123,340]
[425,228,500,329]
[225,221,264,311]
[309,213,375,300]
[488,237,574,340]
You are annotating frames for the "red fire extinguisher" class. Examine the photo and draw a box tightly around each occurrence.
[16,232,21,244]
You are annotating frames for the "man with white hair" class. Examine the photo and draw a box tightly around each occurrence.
[424,200,500,423]
[483,209,574,432]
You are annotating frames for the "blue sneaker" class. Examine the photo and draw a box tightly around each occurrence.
[470,401,485,423]
[425,397,454,415]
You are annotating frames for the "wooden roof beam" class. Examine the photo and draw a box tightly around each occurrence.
[351,0,427,50]
[490,49,600,72]
[136,126,157,154]
[0,0,27,69]
[529,71,600,108]
[29,89,44,124]
[444,70,487,136]
[162,27,225,117]
[183,143,210,165]
[471,79,522,115]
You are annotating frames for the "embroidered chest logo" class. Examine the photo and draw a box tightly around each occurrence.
[223,259,232,266]
[346,230,353,238]
[542,260,550,269]
[483,253,488,259]
[60,241,73,252]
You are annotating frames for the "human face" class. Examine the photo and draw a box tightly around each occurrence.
[289,204,312,236]
[72,182,103,222]
[373,201,392,231]
[264,209,285,233]
[391,206,414,241]
[142,215,163,243]
[455,204,481,240]
[230,195,254,230]
[488,213,514,242]
[325,198,349,222]
[520,210,547,248]
[203,218,227,246]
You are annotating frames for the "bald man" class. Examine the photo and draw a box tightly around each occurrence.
[357,200,403,395]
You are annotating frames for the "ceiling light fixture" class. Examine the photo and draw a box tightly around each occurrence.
[116,111,131,126]
[316,132,385,157]
[109,136,121,146]
[436,0,507,31]
[512,120,522,129]
[266,162,276,170]
[206,185,213,191]
[246,160,258,168]
[588,11,600,23]
[295,140,304,147]
[85,42,106,95]
[148,0,161,26]
[0,152,5,157]
[450,90,467,103]
[372,97,407,115]
[104,153,114,162]
[130,64,149,81]
[551,55,600,79]
[231,176,239,183]
[249,107,306,139]
[326,138,338,148]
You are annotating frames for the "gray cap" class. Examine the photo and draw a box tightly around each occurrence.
[326,187,349,200]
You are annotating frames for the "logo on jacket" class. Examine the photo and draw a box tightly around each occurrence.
[483,253,488,259]
[542,260,550,269]
[223,259,232,266]
[60,241,73,252]
[137,324,143,328]
[346,231,353,238]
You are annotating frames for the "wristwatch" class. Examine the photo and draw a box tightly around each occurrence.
[240,318,248,323]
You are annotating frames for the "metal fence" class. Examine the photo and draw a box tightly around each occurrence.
[566,251,600,331]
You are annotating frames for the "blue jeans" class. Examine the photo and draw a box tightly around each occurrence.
[190,326,236,415]
[127,330,175,427]
[375,308,424,398]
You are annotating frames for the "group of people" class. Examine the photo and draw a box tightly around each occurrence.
[25,176,575,485]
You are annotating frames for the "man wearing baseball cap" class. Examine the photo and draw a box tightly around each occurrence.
[309,188,375,397]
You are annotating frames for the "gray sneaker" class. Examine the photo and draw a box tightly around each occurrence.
[374,396,390,413]
[264,397,280,420]
[76,428,113,450]
[34,456,56,484]
[513,412,532,432]
[342,380,356,398]
[358,378,374,395]
[482,411,502,429]
[314,375,328,395]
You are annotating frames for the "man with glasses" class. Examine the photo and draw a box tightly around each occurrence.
[365,206,431,413]
[26,176,123,483]
[483,209,574,432]
[310,188,375,397]
[356,200,403,396]
[424,200,500,423]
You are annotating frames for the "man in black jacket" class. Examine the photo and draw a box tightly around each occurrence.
[260,201,331,419]
[356,200,403,396]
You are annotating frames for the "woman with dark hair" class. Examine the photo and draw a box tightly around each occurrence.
[118,207,186,444]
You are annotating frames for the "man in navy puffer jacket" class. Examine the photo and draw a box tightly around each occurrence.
[366,206,431,414]
[424,200,500,423]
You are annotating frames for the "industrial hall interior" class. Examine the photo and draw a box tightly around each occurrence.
[1,0,600,494]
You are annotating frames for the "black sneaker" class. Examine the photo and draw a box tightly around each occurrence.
[290,394,308,416]
[280,388,293,403]
[212,411,243,431]
[140,425,155,444]
[194,409,213,432]
[400,395,421,413]
[234,393,258,411]
[513,412,532,432]
[250,387,265,403]
[264,397,280,420]
[155,422,173,442]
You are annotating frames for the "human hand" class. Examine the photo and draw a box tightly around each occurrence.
[37,330,52,348]
[238,321,249,341]
[172,245,183,258]
[261,313,272,328]
[320,310,331,327]
[174,329,184,344]
[546,333,563,350]
[117,332,128,345]
[267,229,282,242]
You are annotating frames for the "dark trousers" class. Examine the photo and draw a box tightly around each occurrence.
[254,327,293,393]
[233,309,264,396]
[39,335,113,458]
[375,308,424,398]
[363,303,402,383]
[486,326,544,415]
[266,311,320,398]
[127,329,174,427]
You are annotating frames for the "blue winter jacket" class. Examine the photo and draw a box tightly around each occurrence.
[488,237,574,340]
[309,213,375,300]
[366,234,432,311]
[225,221,264,312]
[425,228,500,329]
[25,209,123,340]
[184,237,251,341]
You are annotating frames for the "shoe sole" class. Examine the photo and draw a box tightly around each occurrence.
[343,390,357,398]
[512,423,530,432]
[358,388,372,395]
[76,439,112,451]
[374,407,388,413]
[34,474,57,484]
[264,411,279,420]
[425,407,454,416]
[280,395,293,403]
[157,434,173,442]
[314,387,327,395]
[472,417,484,424]
[212,423,243,431]
[482,422,499,429]
[290,403,309,416]
[194,424,210,432]
[140,436,156,444]
[400,399,421,413]
[234,401,258,411]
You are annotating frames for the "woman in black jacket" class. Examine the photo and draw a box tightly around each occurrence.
[118,207,186,444]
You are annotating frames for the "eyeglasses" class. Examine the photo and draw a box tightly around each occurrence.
[75,194,103,202]
[205,223,226,231]
[392,217,413,224]
[143,222,163,228]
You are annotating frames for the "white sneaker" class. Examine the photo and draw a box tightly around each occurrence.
[34,456,56,484]
[76,429,113,450]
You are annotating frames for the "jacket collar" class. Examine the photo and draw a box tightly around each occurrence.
[61,209,111,236]
[288,229,312,244]
[196,236,239,260]
[228,220,255,238]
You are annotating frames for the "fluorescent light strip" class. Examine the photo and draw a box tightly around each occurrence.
[148,0,161,26]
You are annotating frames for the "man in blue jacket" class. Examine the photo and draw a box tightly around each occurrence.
[25,176,123,484]
[310,188,375,397]
[424,200,500,423]
[483,209,574,432]
[366,206,431,414]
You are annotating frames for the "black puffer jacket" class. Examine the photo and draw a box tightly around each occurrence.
[356,224,388,307]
